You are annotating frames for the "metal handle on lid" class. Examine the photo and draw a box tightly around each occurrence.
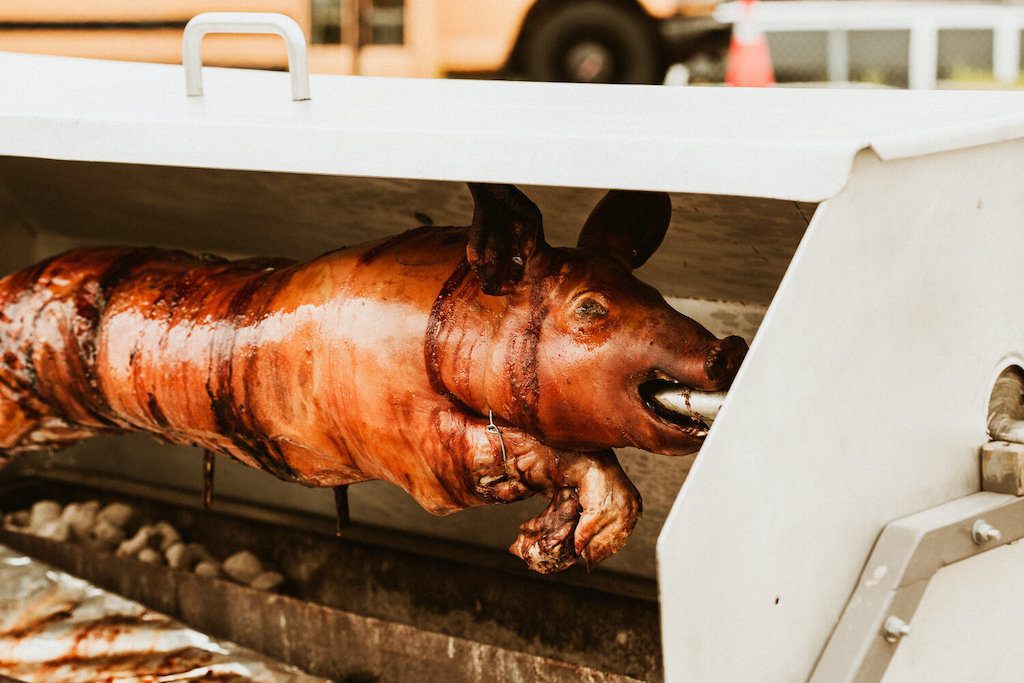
[182,12,311,101]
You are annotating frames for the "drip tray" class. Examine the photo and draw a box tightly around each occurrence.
[0,469,660,682]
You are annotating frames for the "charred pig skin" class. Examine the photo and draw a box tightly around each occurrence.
[0,184,746,573]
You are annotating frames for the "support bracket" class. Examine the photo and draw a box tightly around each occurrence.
[810,491,1024,682]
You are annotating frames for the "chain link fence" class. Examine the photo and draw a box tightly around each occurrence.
[768,29,1011,87]
[763,0,1023,88]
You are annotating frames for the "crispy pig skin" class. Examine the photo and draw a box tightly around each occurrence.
[0,185,745,572]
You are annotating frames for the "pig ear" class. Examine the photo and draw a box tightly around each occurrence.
[577,190,672,269]
[467,183,545,295]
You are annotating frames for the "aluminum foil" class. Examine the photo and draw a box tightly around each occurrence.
[0,544,327,682]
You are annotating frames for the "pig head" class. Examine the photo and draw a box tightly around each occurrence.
[431,184,747,457]
[420,184,747,572]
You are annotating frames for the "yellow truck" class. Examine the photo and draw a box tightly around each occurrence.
[0,0,722,83]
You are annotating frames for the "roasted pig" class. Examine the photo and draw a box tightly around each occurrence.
[0,184,746,573]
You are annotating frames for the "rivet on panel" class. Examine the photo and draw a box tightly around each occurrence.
[972,519,1002,544]
[882,616,911,643]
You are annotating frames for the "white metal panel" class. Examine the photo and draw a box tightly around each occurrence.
[882,539,1024,683]
[2,53,1024,202]
[811,491,1024,682]
[658,140,1024,680]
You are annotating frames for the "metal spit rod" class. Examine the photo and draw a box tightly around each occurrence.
[652,387,728,425]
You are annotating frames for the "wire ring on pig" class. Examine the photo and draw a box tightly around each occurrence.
[486,409,507,465]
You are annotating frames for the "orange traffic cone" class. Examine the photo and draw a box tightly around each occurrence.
[724,0,775,87]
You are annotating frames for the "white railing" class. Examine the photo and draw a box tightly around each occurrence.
[714,1,1024,89]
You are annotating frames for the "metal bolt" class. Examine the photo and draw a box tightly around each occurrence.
[882,616,911,643]
[972,519,1002,544]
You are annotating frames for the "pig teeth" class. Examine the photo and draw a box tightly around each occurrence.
[652,388,728,425]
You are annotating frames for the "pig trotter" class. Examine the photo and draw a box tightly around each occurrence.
[570,451,643,569]
[453,414,640,572]
[510,488,582,574]
[509,449,641,573]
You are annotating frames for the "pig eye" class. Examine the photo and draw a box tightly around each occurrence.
[575,297,609,319]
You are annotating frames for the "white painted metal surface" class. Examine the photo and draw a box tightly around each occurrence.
[183,13,310,101]
[715,1,1024,89]
[659,139,1024,680]
[2,53,1024,202]
[811,491,1024,682]
[883,539,1024,682]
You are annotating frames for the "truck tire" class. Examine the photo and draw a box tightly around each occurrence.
[520,1,662,84]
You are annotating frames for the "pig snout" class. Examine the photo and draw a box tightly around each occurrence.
[635,333,747,453]
[703,335,748,389]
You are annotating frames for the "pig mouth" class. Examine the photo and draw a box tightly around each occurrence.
[637,377,713,438]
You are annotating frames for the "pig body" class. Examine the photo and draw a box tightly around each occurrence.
[0,185,745,573]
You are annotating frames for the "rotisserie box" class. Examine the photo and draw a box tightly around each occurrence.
[2,45,1024,682]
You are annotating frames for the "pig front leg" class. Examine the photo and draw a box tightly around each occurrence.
[451,413,641,574]
[508,448,641,574]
